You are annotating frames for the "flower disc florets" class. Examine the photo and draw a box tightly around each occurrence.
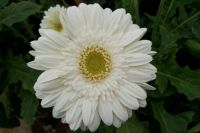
[79,45,112,81]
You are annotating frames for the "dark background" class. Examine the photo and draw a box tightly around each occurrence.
[0,0,200,132]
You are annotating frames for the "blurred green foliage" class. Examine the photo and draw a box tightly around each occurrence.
[0,0,200,132]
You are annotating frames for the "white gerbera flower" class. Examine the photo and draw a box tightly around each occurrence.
[28,3,157,132]
[40,5,65,32]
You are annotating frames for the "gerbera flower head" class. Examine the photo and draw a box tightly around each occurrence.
[40,5,65,32]
[28,3,157,132]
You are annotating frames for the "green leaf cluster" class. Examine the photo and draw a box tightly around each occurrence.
[0,0,41,126]
[0,1,41,26]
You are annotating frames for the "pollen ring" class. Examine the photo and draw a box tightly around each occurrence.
[79,45,112,81]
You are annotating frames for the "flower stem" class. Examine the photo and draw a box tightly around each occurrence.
[151,0,166,47]
[164,0,174,22]
[172,11,200,32]
[24,21,36,39]
[133,0,140,25]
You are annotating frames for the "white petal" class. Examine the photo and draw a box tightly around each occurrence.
[88,110,101,132]
[111,98,128,122]
[118,28,147,47]
[53,91,77,118]
[37,69,65,83]
[66,6,85,36]
[69,117,82,131]
[139,83,156,90]
[31,37,60,53]
[149,51,157,56]
[34,78,63,91]
[102,8,112,30]
[27,61,47,70]
[82,100,91,125]
[98,98,113,125]
[127,108,132,118]
[29,50,44,56]
[118,13,132,33]
[120,79,147,100]
[125,40,152,54]
[125,53,152,66]
[52,110,65,119]
[113,115,122,128]
[34,54,63,68]
[132,64,157,74]
[65,100,82,123]
[54,91,75,110]
[139,100,147,107]
[82,99,96,126]
[89,4,104,31]
[106,9,126,35]
[35,86,64,99]
[126,68,155,83]
[78,3,90,28]
[41,92,61,108]
[39,29,71,48]
[117,89,139,110]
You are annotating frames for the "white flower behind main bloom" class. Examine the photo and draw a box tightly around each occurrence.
[28,3,157,132]
[40,5,65,32]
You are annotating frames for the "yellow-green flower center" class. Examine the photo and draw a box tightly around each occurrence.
[54,22,62,32]
[79,45,112,81]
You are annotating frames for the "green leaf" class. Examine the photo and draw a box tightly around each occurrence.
[20,90,38,125]
[157,47,200,100]
[0,54,39,125]
[0,55,39,93]
[121,0,140,24]
[155,74,168,93]
[151,102,194,133]
[188,123,200,133]
[158,65,200,100]
[117,112,149,133]
[192,20,200,39]
[0,1,41,26]
[186,39,200,58]
[0,88,11,119]
[170,68,200,100]
[155,26,180,61]
[0,0,9,8]
[121,0,135,20]
[159,26,180,49]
